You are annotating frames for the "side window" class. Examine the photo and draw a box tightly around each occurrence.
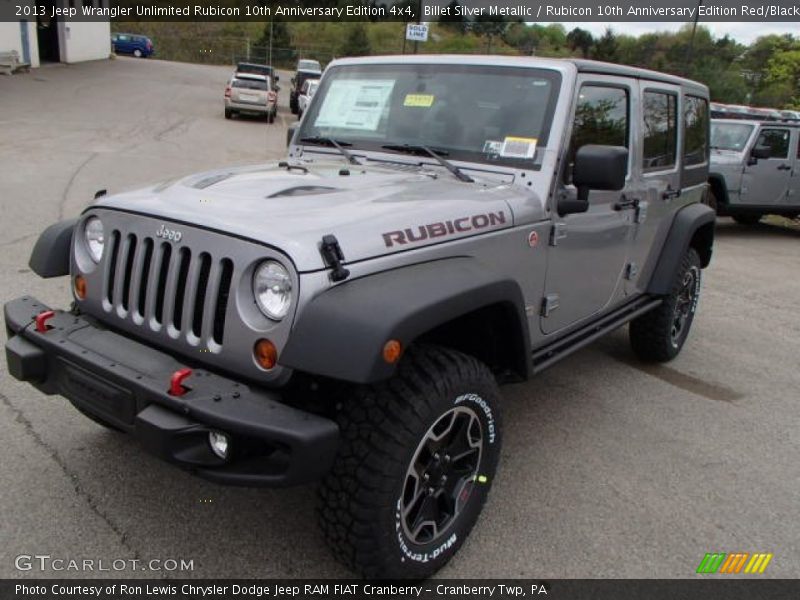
[684,96,709,166]
[565,85,629,182]
[757,128,790,159]
[642,91,677,171]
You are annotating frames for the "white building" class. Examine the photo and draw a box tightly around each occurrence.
[0,0,111,68]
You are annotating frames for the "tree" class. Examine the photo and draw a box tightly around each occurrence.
[340,23,371,57]
[439,0,468,34]
[592,29,619,63]
[567,27,593,58]
[255,19,291,51]
[469,15,508,53]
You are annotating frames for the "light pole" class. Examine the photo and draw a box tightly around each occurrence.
[269,19,273,66]
[685,0,704,73]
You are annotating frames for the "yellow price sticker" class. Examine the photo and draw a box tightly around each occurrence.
[404,94,435,108]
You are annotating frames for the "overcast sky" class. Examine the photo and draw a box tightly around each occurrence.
[539,22,799,44]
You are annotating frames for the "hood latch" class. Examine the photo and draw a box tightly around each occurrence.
[320,234,350,282]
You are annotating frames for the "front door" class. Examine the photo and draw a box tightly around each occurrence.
[742,127,793,206]
[541,77,636,335]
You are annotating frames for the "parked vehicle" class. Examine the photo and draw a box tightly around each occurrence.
[6,56,715,579]
[296,79,319,119]
[289,61,322,115]
[224,74,278,122]
[708,119,800,223]
[111,33,154,58]
[297,59,322,72]
[235,62,279,85]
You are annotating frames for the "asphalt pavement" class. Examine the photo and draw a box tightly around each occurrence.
[0,57,798,579]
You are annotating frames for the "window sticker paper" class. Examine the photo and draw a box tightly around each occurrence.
[315,79,396,131]
[500,136,538,159]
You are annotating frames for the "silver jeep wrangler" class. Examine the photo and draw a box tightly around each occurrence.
[5,56,715,579]
[708,118,800,224]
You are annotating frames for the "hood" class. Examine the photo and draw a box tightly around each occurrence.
[93,161,527,272]
[711,149,746,165]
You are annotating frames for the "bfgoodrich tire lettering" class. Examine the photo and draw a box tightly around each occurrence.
[630,248,702,362]
[317,345,502,579]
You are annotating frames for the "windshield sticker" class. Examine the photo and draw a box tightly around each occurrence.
[483,140,502,156]
[501,136,538,159]
[403,94,435,108]
[314,79,395,131]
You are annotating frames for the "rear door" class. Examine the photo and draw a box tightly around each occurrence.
[541,76,637,334]
[626,83,681,295]
[742,126,793,206]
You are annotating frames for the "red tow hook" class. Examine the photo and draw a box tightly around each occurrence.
[168,368,193,396]
[34,310,56,333]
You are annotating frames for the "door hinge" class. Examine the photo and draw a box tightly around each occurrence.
[550,223,567,246]
[625,262,639,280]
[541,294,560,317]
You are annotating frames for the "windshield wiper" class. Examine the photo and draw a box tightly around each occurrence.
[381,143,474,183]
[300,136,361,165]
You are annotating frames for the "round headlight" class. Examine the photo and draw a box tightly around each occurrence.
[253,260,293,320]
[84,217,105,263]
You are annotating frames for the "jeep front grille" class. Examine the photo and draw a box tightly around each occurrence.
[104,230,234,347]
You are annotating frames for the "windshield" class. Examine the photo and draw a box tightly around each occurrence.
[233,78,268,91]
[711,122,754,151]
[296,63,561,169]
[299,60,321,71]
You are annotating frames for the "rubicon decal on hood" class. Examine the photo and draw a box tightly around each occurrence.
[382,211,507,248]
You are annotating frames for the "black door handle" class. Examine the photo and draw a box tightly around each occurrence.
[777,164,792,171]
[662,188,681,200]
[614,196,640,211]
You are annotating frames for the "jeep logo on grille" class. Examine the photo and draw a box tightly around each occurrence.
[156,224,182,243]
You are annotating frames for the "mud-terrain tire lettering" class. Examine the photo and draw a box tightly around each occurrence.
[317,345,502,579]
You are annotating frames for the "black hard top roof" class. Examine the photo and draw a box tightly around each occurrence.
[568,59,708,94]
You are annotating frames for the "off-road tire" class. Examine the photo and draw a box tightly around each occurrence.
[318,345,502,579]
[705,189,719,213]
[290,94,299,115]
[630,248,702,362]
[733,214,761,225]
[224,108,232,119]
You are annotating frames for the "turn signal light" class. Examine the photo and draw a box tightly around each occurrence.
[254,339,278,370]
[74,275,87,300]
[382,339,403,364]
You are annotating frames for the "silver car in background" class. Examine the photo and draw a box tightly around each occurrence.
[224,73,278,123]
[296,79,319,119]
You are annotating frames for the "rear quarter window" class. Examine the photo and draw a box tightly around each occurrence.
[684,96,709,166]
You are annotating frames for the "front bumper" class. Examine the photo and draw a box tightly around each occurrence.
[4,296,338,487]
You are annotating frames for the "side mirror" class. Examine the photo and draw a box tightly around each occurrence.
[751,145,771,160]
[560,145,628,216]
[286,124,297,147]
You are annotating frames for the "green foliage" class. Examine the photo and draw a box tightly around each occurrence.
[111,21,800,108]
[340,24,371,57]
[591,29,619,63]
[439,0,468,35]
[567,28,593,59]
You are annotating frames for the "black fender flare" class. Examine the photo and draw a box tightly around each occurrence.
[281,258,530,384]
[707,172,730,205]
[29,218,78,278]
[647,203,715,296]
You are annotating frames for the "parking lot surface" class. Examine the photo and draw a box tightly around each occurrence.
[0,58,798,579]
